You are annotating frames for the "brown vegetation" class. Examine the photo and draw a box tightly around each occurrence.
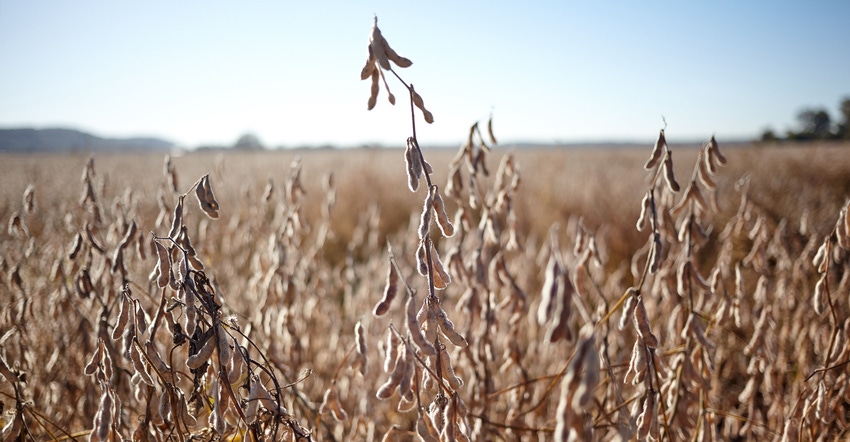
[3,16,850,442]
[1,139,849,441]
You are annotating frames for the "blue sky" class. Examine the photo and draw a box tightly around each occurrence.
[1,1,848,148]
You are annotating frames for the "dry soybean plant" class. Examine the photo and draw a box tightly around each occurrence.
[1,158,316,441]
[358,15,476,441]
[4,15,850,442]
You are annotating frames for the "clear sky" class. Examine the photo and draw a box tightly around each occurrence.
[1,1,848,148]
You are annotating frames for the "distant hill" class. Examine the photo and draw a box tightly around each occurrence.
[0,128,174,153]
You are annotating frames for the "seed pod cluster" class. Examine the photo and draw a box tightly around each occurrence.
[361,17,414,110]
[635,391,660,440]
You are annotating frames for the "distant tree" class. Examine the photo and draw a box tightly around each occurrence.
[839,96,850,139]
[233,133,265,151]
[795,107,832,139]
[760,128,779,142]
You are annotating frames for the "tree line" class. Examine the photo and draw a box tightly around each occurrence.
[761,96,850,142]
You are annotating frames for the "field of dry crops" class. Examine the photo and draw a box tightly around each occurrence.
[2,140,850,442]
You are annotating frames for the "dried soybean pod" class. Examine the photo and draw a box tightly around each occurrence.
[397,348,414,399]
[707,135,727,166]
[369,19,391,70]
[360,49,376,80]
[636,191,652,232]
[649,234,663,274]
[636,392,659,440]
[633,297,658,348]
[118,219,137,251]
[439,347,464,390]
[844,201,850,243]
[662,150,680,192]
[619,289,638,331]
[416,241,428,276]
[196,174,220,219]
[245,382,261,423]
[156,389,171,425]
[376,345,407,399]
[384,328,401,373]
[432,187,454,237]
[436,306,467,347]
[133,299,148,336]
[168,196,184,239]
[367,69,380,110]
[384,44,412,68]
[487,115,498,145]
[429,243,452,290]
[216,324,231,364]
[145,341,170,375]
[412,89,434,124]
[130,342,154,386]
[374,261,398,316]
[254,381,279,413]
[186,334,216,369]
[420,301,438,342]
[405,138,421,192]
[419,189,435,240]
[353,320,368,375]
[227,350,246,384]
[814,273,827,316]
[836,206,849,249]
[407,296,437,356]
[84,340,104,376]
[136,230,147,260]
[813,239,828,273]
[644,129,666,170]
[153,239,171,288]
[111,294,131,340]
[68,232,83,260]
[320,385,349,422]
[537,252,561,324]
